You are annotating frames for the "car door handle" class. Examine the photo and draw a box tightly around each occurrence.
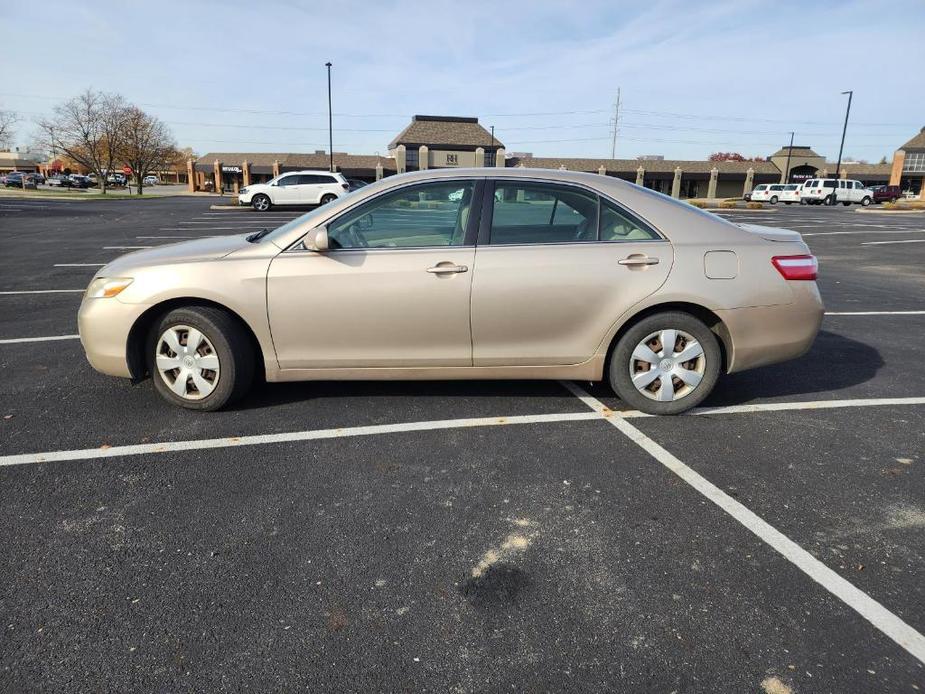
[618,255,659,266]
[426,264,468,274]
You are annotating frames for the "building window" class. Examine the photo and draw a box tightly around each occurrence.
[904,151,925,173]
[405,148,419,169]
[484,150,496,167]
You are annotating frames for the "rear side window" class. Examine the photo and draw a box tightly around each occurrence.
[822,180,836,188]
[489,182,598,244]
[599,199,660,241]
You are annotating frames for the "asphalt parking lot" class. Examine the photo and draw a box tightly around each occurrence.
[1,196,923,692]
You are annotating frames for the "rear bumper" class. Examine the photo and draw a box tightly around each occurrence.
[78,297,149,378]
[718,281,824,374]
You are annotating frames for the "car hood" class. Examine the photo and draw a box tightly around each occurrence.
[736,223,803,243]
[100,233,253,274]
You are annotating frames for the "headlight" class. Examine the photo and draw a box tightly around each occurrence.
[85,277,133,298]
[239,187,248,194]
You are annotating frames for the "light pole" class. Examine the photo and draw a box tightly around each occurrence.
[325,62,334,173]
[833,90,852,200]
[783,131,794,184]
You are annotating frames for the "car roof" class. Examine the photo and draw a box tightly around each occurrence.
[280,170,344,175]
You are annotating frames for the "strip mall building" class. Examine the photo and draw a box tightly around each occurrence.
[191,115,924,199]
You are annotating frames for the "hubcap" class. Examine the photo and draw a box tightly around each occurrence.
[255,197,268,210]
[629,329,706,402]
[155,325,220,400]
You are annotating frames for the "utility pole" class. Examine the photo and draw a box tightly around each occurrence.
[325,62,334,173]
[610,88,621,159]
[834,90,852,181]
[783,131,794,184]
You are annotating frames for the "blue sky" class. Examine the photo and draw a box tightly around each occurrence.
[1,0,922,162]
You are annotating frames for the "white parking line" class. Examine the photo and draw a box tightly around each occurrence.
[0,289,84,295]
[804,230,925,236]
[558,380,925,665]
[826,311,925,316]
[158,227,254,231]
[0,334,79,345]
[53,263,106,267]
[619,396,925,418]
[137,235,197,239]
[102,246,152,249]
[0,411,601,467]
[861,239,925,246]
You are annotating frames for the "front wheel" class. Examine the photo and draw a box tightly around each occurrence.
[252,194,271,212]
[609,312,721,415]
[148,306,255,411]
[861,196,871,206]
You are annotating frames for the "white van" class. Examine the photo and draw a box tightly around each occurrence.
[800,179,873,206]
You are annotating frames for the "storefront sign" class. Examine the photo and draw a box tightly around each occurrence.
[222,166,242,173]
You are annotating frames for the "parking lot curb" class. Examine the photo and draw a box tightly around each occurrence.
[855,208,925,215]
[209,204,247,210]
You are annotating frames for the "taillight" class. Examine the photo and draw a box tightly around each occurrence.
[773,255,817,281]
[341,183,349,190]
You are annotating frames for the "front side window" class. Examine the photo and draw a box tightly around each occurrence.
[277,175,299,186]
[326,180,475,249]
[490,182,598,244]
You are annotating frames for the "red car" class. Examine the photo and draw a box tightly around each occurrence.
[871,185,902,203]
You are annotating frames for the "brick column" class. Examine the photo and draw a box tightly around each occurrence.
[636,167,644,186]
[598,165,606,176]
[186,159,195,192]
[213,160,221,193]
[418,145,429,170]
[375,161,383,181]
[707,167,718,199]
[474,147,485,167]
[272,159,281,178]
[242,160,251,187]
[395,145,406,174]
[743,167,754,196]
[889,151,905,186]
[495,147,505,167]
[671,167,682,198]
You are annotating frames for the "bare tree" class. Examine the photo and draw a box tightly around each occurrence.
[117,106,176,195]
[0,109,18,149]
[36,89,126,194]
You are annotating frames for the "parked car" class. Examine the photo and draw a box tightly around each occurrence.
[779,183,802,204]
[47,174,72,187]
[346,178,369,191]
[79,168,823,414]
[69,175,91,189]
[3,172,37,189]
[106,173,127,186]
[31,172,46,185]
[870,184,902,203]
[143,175,159,186]
[238,170,350,211]
[746,183,785,203]
[800,179,872,206]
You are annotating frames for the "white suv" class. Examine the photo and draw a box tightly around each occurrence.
[800,178,872,206]
[239,170,349,211]
[747,183,785,203]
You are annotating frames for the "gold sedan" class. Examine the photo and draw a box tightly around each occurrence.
[78,168,823,414]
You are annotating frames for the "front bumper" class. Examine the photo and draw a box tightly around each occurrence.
[77,297,149,378]
[718,281,824,374]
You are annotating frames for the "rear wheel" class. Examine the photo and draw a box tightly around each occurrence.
[252,194,271,212]
[769,195,778,204]
[608,312,721,415]
[148,306,255,411]
[824,195,835,206]
[320,193,337,205]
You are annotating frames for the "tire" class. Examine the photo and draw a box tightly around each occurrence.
[252,194,271,212]
[800,199,807,205]
[824,195,835,206]
[769,196,778,204]
[861,196,871,207]
[147,306,255,411]
[608,311,722,415]
[320,193,337,205]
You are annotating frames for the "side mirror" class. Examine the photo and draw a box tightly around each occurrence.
[304,227,329,252]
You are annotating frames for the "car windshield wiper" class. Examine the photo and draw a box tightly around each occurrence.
[246,228,270,243]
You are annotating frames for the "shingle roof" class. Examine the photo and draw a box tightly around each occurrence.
[196,152,396,172]
[899,127,925,151]
[831,162,892,175]
[507,156,779,175]
[769,146,822,158]
[389,115,502,149]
